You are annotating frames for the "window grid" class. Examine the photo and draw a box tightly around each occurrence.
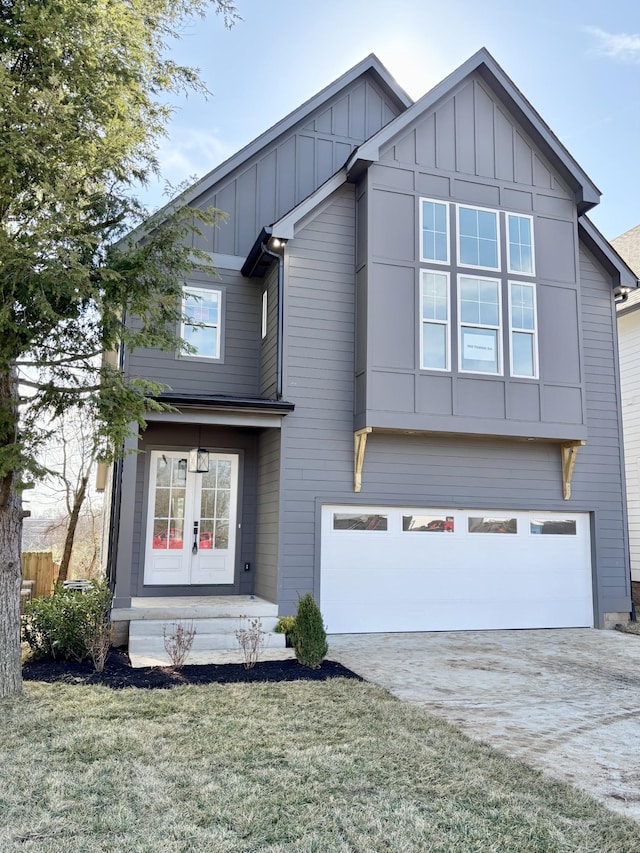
[420,270,450,371]
[420,198,449,265]
[509,281,538,378]
[458,275,502,375]
[507,213,535,275]
[181,286,222,360]
[457,205,500,271]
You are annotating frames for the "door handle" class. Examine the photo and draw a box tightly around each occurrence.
[192,521,198,555]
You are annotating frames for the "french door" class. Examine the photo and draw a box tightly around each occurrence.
[144,450,238,585]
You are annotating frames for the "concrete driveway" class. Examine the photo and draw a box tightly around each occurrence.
[329,629,640,821]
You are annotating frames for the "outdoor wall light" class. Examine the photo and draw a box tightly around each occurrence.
[188,448,210,473]
[270,237,286,250]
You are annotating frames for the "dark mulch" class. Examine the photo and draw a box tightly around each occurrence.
[22,649,362,690]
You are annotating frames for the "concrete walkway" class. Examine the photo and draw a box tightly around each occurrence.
[329,629,640,821]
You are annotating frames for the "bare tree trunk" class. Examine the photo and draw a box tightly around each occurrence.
[56,474,89,584]
[0,368,23,698]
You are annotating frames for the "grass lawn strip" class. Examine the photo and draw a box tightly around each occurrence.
[1,679,637,852]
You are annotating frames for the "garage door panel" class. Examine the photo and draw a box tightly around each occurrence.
[321,505,593,633]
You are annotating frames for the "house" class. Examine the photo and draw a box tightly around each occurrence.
[106,48,638,657]
[613,225,640,609]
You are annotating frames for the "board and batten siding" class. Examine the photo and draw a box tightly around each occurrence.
[126,267,261,398]
[190,75,404,259]
[618,307,640,584]
[275,187,630,624]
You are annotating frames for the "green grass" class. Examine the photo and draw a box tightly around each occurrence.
[1,679,637,852]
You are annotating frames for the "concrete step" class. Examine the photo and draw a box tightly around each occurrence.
[129,630,286,654]
[129,647,297,668]
[113,595,278,623]
[128,616,280,638]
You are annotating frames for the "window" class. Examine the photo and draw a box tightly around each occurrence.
[468,517,517,534]
[458,206,499,270]
[509,282,537,377]
[420,199,449,263]
[333,513,388,531]
[420,271,449,370]
[261,289,268,340]
[507,214,535,275]
[181,286,222,360]
[458,276,501,374]
[530,519,576,535]
[403,515,454,532]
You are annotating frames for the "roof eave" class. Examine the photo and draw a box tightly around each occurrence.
[578,216,640,289]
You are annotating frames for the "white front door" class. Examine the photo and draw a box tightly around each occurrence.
[144,450,239,586]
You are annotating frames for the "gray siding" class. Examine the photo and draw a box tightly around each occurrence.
[129,423,257,597]
[276,188,630,625]
[356,72,585,439]
[260,263,279,398]
[255,428,281,602]
[191,74,403,258]
[126,266,261,397]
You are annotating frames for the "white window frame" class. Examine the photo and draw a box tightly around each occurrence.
[457,275,503,375]
[181,285,222,361]
[420,270,450,371]
[508,281,538,379]
[507,213,535,276]
[419,198,450,265]
[261,289,268,340]
[456,204,501,272]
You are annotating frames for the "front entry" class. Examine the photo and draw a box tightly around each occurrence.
[144,450,239,585]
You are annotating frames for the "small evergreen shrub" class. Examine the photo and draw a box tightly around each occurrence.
[22,578,112,664]
[275,615,297,647]
[293,594,328,669]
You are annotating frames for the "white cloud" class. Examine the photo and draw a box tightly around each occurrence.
[584,26,640,63]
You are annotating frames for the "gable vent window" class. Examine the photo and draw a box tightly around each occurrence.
[418,199,538,380]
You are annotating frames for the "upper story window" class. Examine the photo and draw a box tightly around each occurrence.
[420,271,450,371]
[457,205,499,270]
[509,282,537,377]
[507,214,535,275]
[181,286,222,360]
[459,276,501,374]
[420,199,449,264]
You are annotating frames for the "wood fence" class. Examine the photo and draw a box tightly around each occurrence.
[21,551,60,598]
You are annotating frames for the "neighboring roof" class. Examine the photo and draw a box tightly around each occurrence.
[612,224,640,279]
[578,216,639,290]
[122,55,412,247]
[346,48,601,213]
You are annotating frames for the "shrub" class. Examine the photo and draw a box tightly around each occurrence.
[275,615,297,647]
[293,594,328,669]
[22,578,112,665]
[163,621,196,670]
[235,617,266,669]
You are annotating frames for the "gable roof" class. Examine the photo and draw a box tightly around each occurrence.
[346,48,601,214]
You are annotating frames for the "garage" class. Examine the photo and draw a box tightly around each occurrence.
[320,505,593,633]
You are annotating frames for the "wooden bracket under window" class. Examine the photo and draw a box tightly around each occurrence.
[354,427,373,493]
[561,441,586,500]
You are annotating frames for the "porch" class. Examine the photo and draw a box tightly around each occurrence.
[111,595,291,668]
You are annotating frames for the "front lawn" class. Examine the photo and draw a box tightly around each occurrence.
[1,679,637,852]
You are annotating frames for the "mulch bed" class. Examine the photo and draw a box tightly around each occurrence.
[22,649,362,690]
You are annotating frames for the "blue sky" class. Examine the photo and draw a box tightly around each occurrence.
[145,0,640,241]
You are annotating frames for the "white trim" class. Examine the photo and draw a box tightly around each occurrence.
[419,198,450,265]
[508,280,539,379]
[456,204,501,272]
[261,289,268,340]
[180,285,222,361]
[145,409,286,428]
[457,274,503,375]
[506,213,536,276]
[419,269,450,371]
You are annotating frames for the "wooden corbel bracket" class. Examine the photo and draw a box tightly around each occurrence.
[354,427,373,493]
[561,440,586,500]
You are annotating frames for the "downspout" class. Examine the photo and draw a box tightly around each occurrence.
[260,243,285,399]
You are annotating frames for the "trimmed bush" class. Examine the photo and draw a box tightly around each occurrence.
[293,594,328,669]
[275,615,297,647]
[22,578,112,664]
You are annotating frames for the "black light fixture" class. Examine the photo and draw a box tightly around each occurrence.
[188,447,210,473]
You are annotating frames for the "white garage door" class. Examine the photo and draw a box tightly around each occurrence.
[320,505,593,633]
